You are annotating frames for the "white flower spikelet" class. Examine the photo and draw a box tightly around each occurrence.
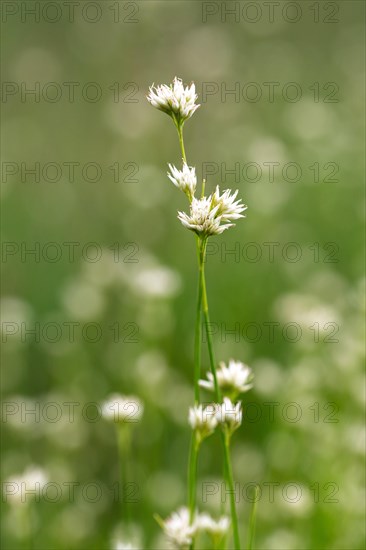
[199,360,253,399]
[163,507,197,549]
[178,196,224,236]
[168,162,197,198]
[178,188,246,237]
[212,186,247,221]
[147,77,200,123]
[101,394,144,424]
[216,397,242,435]
[188,404,218,441]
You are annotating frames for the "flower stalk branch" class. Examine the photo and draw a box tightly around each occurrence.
[147,76,254,550]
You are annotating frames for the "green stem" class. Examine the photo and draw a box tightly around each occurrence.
[224,431,240,550]
[177,124,187,163]
[247,485,259,550]
[200,238,221,402]
[194,237,203,404]
[188,434,200,523]
[117,425,131,525]
[200,241,241,549]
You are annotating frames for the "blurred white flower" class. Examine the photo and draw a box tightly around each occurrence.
[3,466,48,505]
[188,404,217,442]
[197,512,230,538]
[199,360,253,399]
[178,188,245,237]
[163,507,196,549]
[131,266,181,299]
[147,77,200,124]
[216,398,242,435]
[168,162,197,199]
[101,394,144,424]
[113,541,138,550]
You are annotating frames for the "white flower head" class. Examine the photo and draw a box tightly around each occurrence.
[178,188,246,237]
[168,162,197,199]
[163,507,197,549]
[216,397,242,435]
[212,186,247,222]
[101,394,144,424]
[3,466,48,505]
[178,196,225,237]
[188,404,218,442]
[147,77,200,124]
[199,360,253,399]
[197,513,230,541]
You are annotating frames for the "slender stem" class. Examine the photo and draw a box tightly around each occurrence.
[117,425,131,525]
[201,241,241,549]
[177,124,187,163]
[224,431,240,550]
[194,237,203,404]
[200,238,221,402]
[188,434,200,523]
[247,485,259,550]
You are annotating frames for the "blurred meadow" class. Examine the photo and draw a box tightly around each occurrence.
[1,1,365,549]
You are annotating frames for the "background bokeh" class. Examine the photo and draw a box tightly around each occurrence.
[1,1,365,549]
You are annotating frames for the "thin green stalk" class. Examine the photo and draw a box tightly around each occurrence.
[200,241,241,549]
[194,237,203,404]
[177,124,187,163]
[188,434,200,523]
[224,431,240,550]
[200,239,221,402]
[247,485,259,550]
[117,425,131,525]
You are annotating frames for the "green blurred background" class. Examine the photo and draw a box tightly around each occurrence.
[1,1,365,549]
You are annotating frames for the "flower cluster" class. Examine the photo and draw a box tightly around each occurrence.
[189,396,243,439]
[178,189,246,237]
[163,507,229,549]
[147,77,200,125]
[200,359,253,400]
[147,77,247,238]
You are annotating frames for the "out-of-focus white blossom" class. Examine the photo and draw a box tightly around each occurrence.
[168,162,197,199]
[188,404,217,442]
[3,466,48,505]
[215,398,242,435]
[200,360,253,399]
[197,512,230,538]
[101,394,144,424]
[163,507,197,549]
[113,541,138,550]
[147,77,200,124]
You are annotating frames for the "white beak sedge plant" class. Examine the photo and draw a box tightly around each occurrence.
[147,77,255,550]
